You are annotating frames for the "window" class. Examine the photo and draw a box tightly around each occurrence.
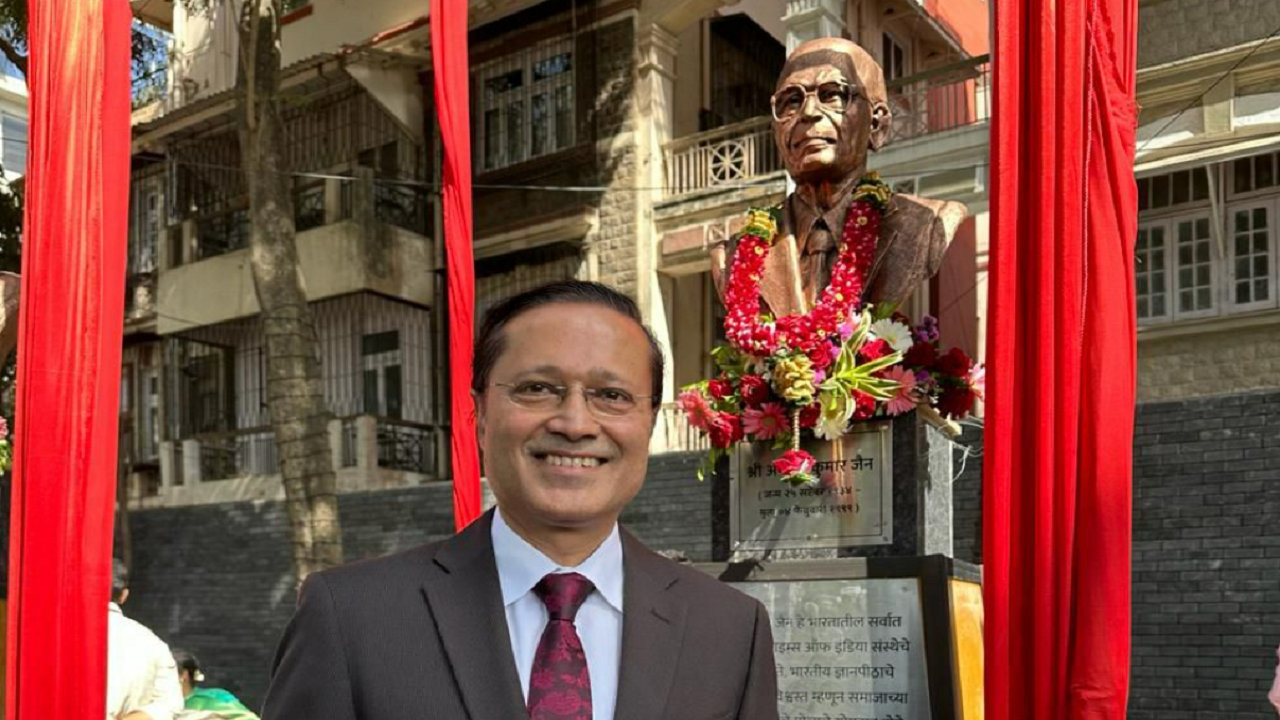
[1227,202,1276,311]
[130,184,161,275]
[882,33,907,82]
[2,114,27,176]
[1136,224,1168,321]
[362,331,402,419]
[476,39,575,171]
[1136,155,1280,327]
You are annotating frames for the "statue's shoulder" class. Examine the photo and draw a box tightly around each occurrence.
[887,193,966,247]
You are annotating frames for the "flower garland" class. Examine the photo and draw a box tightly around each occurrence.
[680,173,986,487]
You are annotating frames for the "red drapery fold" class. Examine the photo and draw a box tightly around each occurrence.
[430,0,482,531]
[5,0,131,716]
[984,0,1139,718]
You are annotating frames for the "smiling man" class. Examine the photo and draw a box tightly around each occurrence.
[710,37,967,318]
[262,281,778,720]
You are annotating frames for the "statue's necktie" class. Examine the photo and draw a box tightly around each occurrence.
[801,218,836,307]
[528,572,596,720]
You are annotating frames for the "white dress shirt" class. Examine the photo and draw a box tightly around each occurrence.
[107,602,184,720]
[492,508,624,720]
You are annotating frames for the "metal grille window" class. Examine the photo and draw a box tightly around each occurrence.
[476,38,575,171]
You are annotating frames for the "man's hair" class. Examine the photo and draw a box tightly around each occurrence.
[111,558,129,603]
[472,281,664,409]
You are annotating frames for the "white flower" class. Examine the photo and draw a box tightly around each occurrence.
[813,390,852,441]
[870,318,914,353]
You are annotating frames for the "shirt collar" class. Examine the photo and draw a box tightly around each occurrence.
[491,507,624,614]
[109,602,123,615]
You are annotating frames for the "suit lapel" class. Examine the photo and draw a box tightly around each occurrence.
[613,530,687,720]
[421,510,528,720]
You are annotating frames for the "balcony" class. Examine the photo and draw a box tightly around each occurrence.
[146,414,445,508]
[156,170,435,334]
[661,55,991,201]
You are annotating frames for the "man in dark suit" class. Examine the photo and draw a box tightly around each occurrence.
[262,281,778,720]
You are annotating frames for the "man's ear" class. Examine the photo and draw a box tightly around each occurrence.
[868,100,892,151]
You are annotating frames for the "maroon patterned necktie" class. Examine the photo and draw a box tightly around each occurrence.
[527,572,596,720]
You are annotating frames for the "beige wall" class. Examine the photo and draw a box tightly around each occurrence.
[157,220,434,333]
[1138,321,1280,402]
[171,0,427,102]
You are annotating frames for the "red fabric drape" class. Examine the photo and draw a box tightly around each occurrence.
[5,0,131,716]
[984,0,1139,718]
[430,0,482,531]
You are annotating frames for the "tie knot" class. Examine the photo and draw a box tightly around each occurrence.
[533,572,595,622]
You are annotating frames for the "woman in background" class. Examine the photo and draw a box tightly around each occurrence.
[172,649,260,720]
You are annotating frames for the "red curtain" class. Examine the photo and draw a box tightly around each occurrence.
[984,0,1139,718]
[5,0,131,716]
[430,0,482,531]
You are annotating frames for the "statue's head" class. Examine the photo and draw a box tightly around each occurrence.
[771,38,891,186]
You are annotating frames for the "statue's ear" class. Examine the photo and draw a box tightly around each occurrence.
[868,100,892,151]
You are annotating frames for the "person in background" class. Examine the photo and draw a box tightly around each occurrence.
[107,559,184,720]
[172,649,260,720]
[1269,643,1280,716]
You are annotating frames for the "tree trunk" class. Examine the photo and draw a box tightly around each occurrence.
[237,0,343,584]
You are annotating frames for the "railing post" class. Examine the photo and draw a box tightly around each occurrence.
[182,438,202,484]
[159,440,175,489]
[356,414,378,471]
[327,418,343,472]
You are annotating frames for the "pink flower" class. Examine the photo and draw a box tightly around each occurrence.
[678,390,714,431]
[0,416,8,441]
[773,449,817,486]
[883,366,917,416]
[967,364,986,401]
[744,402,788,440]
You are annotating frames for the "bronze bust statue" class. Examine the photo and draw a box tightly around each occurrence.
[710,37,966,317]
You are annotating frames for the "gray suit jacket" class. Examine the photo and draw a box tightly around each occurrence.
[262,510,779,720]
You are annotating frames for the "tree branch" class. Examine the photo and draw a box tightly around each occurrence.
[0,37,27,79]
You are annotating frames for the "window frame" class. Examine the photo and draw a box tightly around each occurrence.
[1223,198,1279,314]
[1168,211,1218,322]
[474,37,576,172]
[1136,220,1173,326]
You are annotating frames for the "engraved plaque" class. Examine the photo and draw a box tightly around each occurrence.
[734,577,931,720]
[731,420,893,551]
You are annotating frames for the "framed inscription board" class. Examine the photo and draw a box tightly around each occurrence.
[730,420,894,551]
[703,555,983,720]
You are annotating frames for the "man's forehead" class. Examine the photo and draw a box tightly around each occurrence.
[778,49,862,89]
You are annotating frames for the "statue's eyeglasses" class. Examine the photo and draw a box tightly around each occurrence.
[770,82,860,121]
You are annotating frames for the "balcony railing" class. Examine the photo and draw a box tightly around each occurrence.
[159,414,440,488]
[375,418,434,474]
[884,54,990,145]
[663,116,781,196]
[197,426,280,481]
[175,170,432,267]
[661,55,990,198]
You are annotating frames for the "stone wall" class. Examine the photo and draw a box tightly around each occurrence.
[1137,0,1280,68]
[123,450,711,713]
[1137,322,1280,402]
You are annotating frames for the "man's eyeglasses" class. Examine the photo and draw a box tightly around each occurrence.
[770,81,860,122]
[491,381,654,418]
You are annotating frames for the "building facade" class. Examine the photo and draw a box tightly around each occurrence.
[124,0,991,505]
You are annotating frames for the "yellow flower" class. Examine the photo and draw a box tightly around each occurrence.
[773,355,816,404]
[853,173,893,209]
[744,209,779,242]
